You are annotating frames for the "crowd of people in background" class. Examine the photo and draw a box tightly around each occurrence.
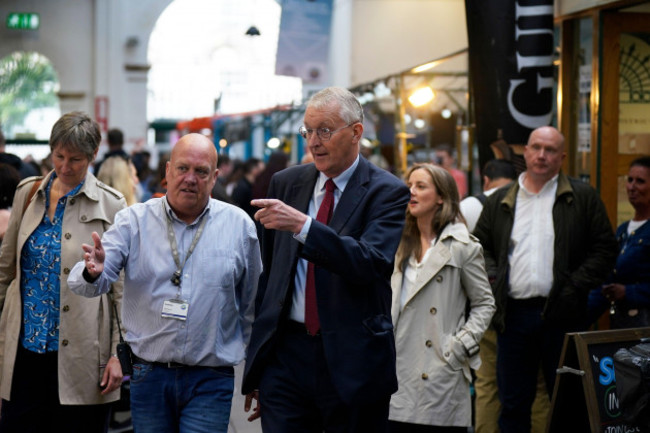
[0,122,471,242]
[0,86,647,433]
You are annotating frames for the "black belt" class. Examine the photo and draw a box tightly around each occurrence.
[132,355,234,373]
[285,320,321,337]
[508,296,547,307]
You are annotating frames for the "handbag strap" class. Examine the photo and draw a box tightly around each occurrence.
[22,179,42,215]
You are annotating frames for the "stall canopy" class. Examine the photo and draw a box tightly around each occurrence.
[348,48,469,175]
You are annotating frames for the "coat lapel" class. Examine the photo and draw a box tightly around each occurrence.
[403,242,451,306]
[391,267,405,325]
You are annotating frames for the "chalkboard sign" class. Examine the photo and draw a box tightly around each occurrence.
[547,328,650,433]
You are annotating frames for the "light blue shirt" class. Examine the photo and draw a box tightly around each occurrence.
[289,156,359,322]
[68,197,262,367]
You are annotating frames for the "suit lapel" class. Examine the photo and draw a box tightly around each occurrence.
[288,166,318,213]
[284,166,318,261]
[329,158,369,233]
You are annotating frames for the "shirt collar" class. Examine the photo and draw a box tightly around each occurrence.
[317,155,359,193]
[518,172,559,196]
[163,196,211,225]
[46,172,85,198]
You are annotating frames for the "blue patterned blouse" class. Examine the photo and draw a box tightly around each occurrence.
[20,174,83,353]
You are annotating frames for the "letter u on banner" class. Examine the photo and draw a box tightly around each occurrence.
[465,0,554,169]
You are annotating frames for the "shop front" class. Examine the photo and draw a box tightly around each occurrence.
[557,0,650,225]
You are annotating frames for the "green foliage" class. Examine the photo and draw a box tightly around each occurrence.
[0,51,59,135]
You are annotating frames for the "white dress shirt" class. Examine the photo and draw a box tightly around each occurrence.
[508,173,558,299]
[399,238,436,312]
[460,187,500,233]
[289,156,359,322]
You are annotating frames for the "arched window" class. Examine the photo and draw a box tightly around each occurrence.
[0,51,60,141]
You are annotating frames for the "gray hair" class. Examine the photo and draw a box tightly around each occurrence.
[49,111,101,161]
[307,87,364,124]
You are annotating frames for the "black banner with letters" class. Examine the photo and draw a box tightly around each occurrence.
[465,0,555,171]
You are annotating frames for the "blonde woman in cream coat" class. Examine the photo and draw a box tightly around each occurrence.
[389,163,495,433]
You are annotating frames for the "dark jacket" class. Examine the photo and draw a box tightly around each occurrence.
[473,173,617,333]
[242,157,410,404]
[0,153,38,180]
[231,178,255,219]
[588,220,650,328]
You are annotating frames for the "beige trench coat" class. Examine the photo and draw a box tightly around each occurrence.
[0,171,126,405]
[389,222,495,427]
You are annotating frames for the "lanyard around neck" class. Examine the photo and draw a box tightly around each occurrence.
[162,200,208,288]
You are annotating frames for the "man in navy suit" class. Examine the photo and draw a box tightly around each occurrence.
[242,87,410,432]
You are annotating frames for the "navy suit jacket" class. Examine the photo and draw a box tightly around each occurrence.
[242,157,410,404]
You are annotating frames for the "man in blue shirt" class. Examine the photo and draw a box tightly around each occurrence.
[68,133,262,433]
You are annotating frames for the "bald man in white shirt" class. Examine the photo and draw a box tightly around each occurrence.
[473,126,617,433]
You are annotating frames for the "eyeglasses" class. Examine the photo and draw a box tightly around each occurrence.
[298,122,358,142]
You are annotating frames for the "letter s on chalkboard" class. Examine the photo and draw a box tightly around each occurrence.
[599,356,616,386]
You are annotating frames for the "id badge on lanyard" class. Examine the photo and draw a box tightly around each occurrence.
[162,298,190,321]
[161,200,207,322]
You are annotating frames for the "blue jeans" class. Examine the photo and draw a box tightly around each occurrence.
[130,362,234,433]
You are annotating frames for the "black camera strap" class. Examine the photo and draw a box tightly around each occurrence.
[111,297,133,376]
[112,300,126,344]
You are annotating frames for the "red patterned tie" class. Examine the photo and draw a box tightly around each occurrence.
[305,178,335,335]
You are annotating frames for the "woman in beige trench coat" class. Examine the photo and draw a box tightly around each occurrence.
[0,112,126,433]
[389,163,495,432]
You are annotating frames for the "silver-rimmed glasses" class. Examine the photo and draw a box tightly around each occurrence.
[298,122,358,141]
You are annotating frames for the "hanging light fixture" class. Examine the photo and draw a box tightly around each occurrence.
[245,25,261,36]
[408,86,435,107]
